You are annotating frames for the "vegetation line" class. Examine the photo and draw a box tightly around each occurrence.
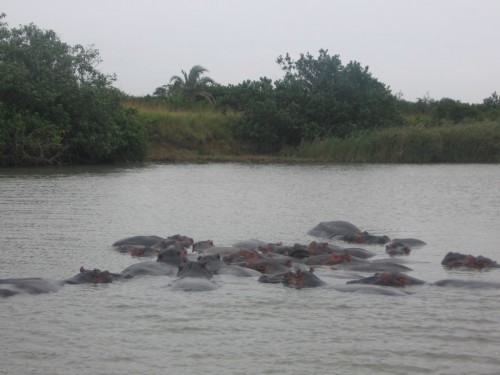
[1,14,499,166]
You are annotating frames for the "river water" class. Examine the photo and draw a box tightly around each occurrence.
[0,163,499,375]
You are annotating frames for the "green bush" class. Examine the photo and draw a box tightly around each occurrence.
[0,15,147,166]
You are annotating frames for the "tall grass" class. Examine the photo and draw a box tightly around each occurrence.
[124,100,242,160]
[126,98,499,163]
[284,120,500,163]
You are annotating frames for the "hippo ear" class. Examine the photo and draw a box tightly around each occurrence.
[80,266,85,273]
[309,267,315,273]
[217,254,221,259]
[93,269,99,275]
[296,269,302,276]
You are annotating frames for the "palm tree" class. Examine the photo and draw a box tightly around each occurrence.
[169,65,216,107]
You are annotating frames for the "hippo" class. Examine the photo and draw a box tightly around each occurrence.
[441,252,499,269]
[232,239,280,250]
[340,247,377,260]
[339,260,413,273]
[245,258,290,274]
[177,261,214,279]
[308,241,344,256]
[193,240,215,252]
[391,238,427,248]
[303,251,351,266]
[282,268,326,289]
[197,254,225,272]
[385,242,411,256]
[121,261,177,277]
[222,249,262,264]
[258,272,287,284]
[307,220,362,238]
[115,245,159,257]
[432,279,500,289]
[196,254,262,277]
[65,267,130,284]
[217,265,262,277]
[333,284,410,296]
[196,246,246,257]
[308,220,390,244]
[341,231,390,245]
[0,278,64,297]
[156,245,187,266]
[113,234,193,250]
[258,243,310,259]
[346,272,425,287]
[170,261,217,291]
[166,234,194,248]
[112,235,165,247]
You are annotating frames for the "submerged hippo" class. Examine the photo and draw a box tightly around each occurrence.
[303,251,351,266]
[341,231,390,245]
[308,220,390,244]
[386,242,411,256]
[112,235,165,247]
[339,260,413,273]
[441,252,499,269]
[121,261,177,277]
[113,234,193,252]
[156,245,187,266]
[65,267,130,284]
[0,278,64,297]
[432,279,500,289]
[346,272,425,287]
[307,220,362,238]
[115,245,159,257]
[171,261,217,291]
[391,238,426,248]
[282,268,326,289]
[246,258,290,274]
[333,284,410,296]
[193,240,215,252]
[177,261,214,279]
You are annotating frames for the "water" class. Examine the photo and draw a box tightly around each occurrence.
[1,163,499,375]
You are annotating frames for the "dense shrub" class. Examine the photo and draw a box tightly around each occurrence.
[0,15,147,166]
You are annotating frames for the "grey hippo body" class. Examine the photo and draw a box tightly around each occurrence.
[282,268,326,289]
[170,261,218,291]
[0,278,64,297]
[308,220,390,244]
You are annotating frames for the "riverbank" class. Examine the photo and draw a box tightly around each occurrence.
[126,101,500,163]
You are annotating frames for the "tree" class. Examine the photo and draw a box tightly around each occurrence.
[169,65,216,107]
[233,50,402,152]
[0,15,148,166]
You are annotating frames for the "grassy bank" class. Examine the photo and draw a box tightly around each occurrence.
[125,100,243,161]
[283,120,500,163]
[126,101,499,163]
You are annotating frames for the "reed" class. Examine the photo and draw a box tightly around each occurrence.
[285,120,500,163]
[126,99,499,163]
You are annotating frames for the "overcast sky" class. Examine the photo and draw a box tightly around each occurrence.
[2,0,499,103]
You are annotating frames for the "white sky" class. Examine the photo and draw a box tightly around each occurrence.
[2,0,499,103]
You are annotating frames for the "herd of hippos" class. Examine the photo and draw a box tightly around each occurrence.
[2,220,499,297]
